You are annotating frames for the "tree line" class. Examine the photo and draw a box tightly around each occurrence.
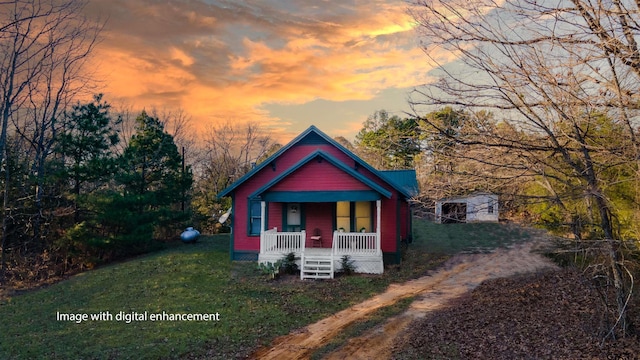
[0,0,198,285]
[0,93,193,284]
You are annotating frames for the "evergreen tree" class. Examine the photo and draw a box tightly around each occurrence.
[355,110,422,169]
[116,111,192,243]
[57,94,120,221]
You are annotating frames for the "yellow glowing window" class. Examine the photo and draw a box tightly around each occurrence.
[336,201,371,232]
[355,201,371,232]
[336,201,351,232]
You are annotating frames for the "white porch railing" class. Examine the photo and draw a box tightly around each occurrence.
[332,231,379,255]
[259,228,381,256]
[260,228,306,254]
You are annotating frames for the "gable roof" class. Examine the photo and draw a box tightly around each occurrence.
[218,125,417,199]
[249,150,393,200]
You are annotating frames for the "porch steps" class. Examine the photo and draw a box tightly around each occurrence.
[300,255,334,280]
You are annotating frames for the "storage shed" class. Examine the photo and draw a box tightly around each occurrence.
[435,193,499,223]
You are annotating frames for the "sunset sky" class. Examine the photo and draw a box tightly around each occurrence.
[85,0,448,142]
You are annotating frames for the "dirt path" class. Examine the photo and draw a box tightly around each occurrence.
[250,241,557,360]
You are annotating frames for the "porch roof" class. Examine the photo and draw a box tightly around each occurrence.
[249,150,392,201]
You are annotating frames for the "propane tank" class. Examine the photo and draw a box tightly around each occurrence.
[180,227,200,243]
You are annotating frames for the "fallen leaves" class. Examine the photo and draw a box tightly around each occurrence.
[392,268,639,360]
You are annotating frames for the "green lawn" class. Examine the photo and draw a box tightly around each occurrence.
[0,220,530,359]
[412,220,532,254]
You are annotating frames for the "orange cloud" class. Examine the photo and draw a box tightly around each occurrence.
[87,0,453,142]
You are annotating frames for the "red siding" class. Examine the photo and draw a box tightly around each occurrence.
[304,202,333,248]
[400,201,409,239]
[380,197,398,252]
[267,202,282,231]
[270,160,372,192]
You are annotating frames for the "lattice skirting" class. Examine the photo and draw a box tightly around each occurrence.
[338,255,384,274]
[258,253,383,275]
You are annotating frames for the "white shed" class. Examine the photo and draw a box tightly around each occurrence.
[435,193,499,223]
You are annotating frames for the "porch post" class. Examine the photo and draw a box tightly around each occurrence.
[260,201,266,254]
[376,199,381,255]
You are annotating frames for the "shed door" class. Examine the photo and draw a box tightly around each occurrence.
[442,202,467,223]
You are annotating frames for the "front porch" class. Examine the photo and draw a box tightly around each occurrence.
[258,228,383,279]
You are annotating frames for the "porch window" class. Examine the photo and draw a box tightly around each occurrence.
[336,201,372,232]
[249,200,262,235]
[355,201,372,232]
[336,201,351,232]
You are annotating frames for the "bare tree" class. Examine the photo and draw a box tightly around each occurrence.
[192,122,277,233]
[112,102,138,153]
[410,0,638,337]
[200,121,275,191]
[150,107,199,169]
[0,0,102,282]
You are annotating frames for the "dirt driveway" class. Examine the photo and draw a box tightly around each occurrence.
[251,240,557,360]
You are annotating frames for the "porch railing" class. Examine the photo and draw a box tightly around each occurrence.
[332,231,379,255]
[260,228,306,254]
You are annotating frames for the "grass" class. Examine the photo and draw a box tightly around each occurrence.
[0,219,532,359]
[0,233,443,359]
[412,220,532,254]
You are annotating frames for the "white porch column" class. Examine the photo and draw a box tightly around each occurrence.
[259,201,266,254]
[376,199,381,255]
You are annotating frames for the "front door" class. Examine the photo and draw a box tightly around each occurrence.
[286,203,301,232]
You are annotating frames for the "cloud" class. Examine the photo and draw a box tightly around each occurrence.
[85,0,445,140]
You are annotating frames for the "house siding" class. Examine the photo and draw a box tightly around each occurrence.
[400,201,409,240]
[304,202,334,248]
[267,202,282,230]
[380,196,398,253]
[270,160,373,192]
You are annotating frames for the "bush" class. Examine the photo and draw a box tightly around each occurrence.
[280,252,299,275]
[257,261,281,279]
[340,255,356,275]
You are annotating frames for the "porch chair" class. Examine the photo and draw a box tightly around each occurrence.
[310,228,322,247]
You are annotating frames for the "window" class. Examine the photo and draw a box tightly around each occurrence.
[487,199,494,214]
[336,201,372,232]
[249,200,262,235]
[355,201,372,232]
[336,201,351,232]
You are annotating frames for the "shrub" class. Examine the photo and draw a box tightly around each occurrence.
[280,252,299,275]
[340,255,356,275]
[257,261,281,280]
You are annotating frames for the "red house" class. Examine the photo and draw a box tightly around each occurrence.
[218,126,418,279]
